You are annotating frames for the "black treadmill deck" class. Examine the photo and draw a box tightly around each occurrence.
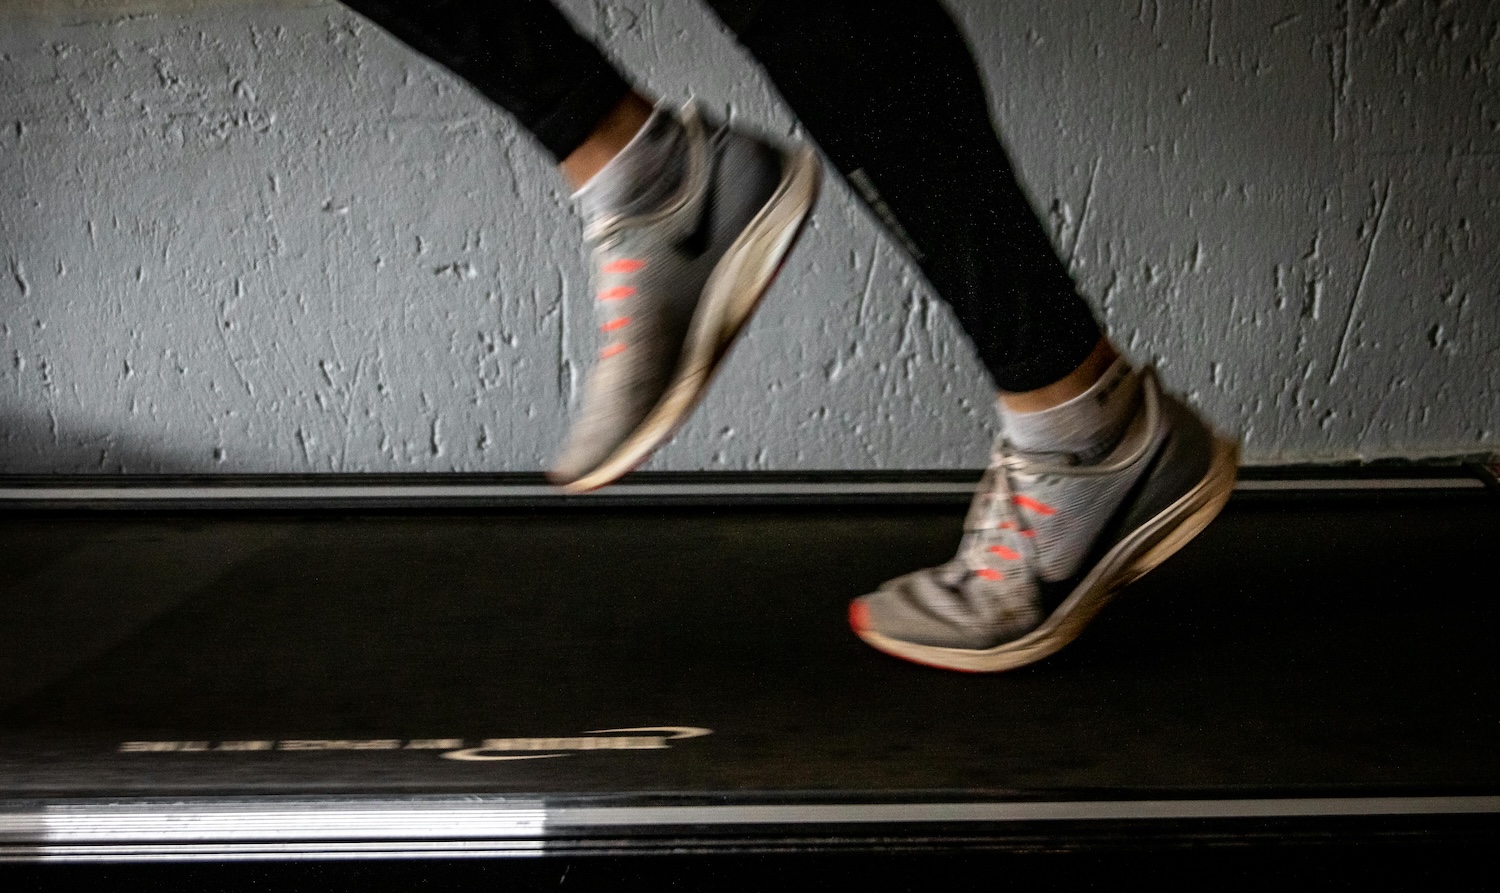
[1,472,1496,858]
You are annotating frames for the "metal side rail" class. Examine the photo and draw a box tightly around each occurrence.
[0,464,1492,509]
[4,794,1500,861]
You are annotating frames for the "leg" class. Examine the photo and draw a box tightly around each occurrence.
[707,0,1238,670]
[340,1,823,491]
[339,0,632,162]
[344,0,1105,401]
[707,0,1103,395]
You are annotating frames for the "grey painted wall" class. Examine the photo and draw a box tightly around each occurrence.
[1,0,1496,474]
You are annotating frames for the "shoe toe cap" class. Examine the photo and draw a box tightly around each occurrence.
[852,573,1016,652]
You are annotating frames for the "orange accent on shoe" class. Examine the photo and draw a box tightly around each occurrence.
[848,599,871,633]
[850,597,987,672]
[602,317,631,332]
[1020,529,1036,538]
[975,568,1005,581]
[988,545,1020,561]
[603,259,645,274]
[998,521,1015,530]
[600,343,627,359]
[1012,495,1057,515]
[599,286,635,301]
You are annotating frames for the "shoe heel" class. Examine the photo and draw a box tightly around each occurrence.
[1121,436,1239,584]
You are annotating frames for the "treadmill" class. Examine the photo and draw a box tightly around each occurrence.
[1,464,1497,865]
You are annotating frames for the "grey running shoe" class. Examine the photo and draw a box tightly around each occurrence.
[549,104,821,492]
[849,367,1239,672]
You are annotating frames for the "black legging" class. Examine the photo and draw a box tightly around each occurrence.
[339,0,1102,392]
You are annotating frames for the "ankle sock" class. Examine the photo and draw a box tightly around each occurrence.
[998,357,1142,464]
[573,106,688,223]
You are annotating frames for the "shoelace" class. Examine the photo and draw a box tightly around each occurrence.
[957,370,1164,580]
[596,261,645,360]
[583,104,715,362]
[960,448,1045,579]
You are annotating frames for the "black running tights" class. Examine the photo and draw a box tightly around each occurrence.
[338,0,1103,392]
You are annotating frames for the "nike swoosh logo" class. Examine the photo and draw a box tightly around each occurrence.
[674,145,717,257]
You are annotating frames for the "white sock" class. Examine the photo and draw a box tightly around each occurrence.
[998,357,1142,464]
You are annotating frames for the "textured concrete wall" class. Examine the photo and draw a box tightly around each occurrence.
[1,0,1496,473]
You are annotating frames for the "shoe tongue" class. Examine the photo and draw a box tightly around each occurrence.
[573,108,689,225]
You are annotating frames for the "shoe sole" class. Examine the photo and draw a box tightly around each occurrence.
[854,436,1240,673]
[559,146,823,494]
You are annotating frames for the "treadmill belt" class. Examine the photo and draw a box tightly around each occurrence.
[0,482,1497,856]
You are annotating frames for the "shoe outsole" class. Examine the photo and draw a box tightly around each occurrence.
[554,146,822,494]
[852,436,1240,673]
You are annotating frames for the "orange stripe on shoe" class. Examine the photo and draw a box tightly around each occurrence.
[601,317,631,332]
[600,343,627,359]
[599,286,635,301]
[987,545,1020,561]
[1020,529,1036,538]
[975,568,1005,581]
[1012,495,1057,515]
[603,259,645,274]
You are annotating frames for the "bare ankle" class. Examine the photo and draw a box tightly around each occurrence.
[560,92,655,191]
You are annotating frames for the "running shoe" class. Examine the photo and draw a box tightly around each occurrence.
[549,103,821,492]
[849,367,1239,672]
